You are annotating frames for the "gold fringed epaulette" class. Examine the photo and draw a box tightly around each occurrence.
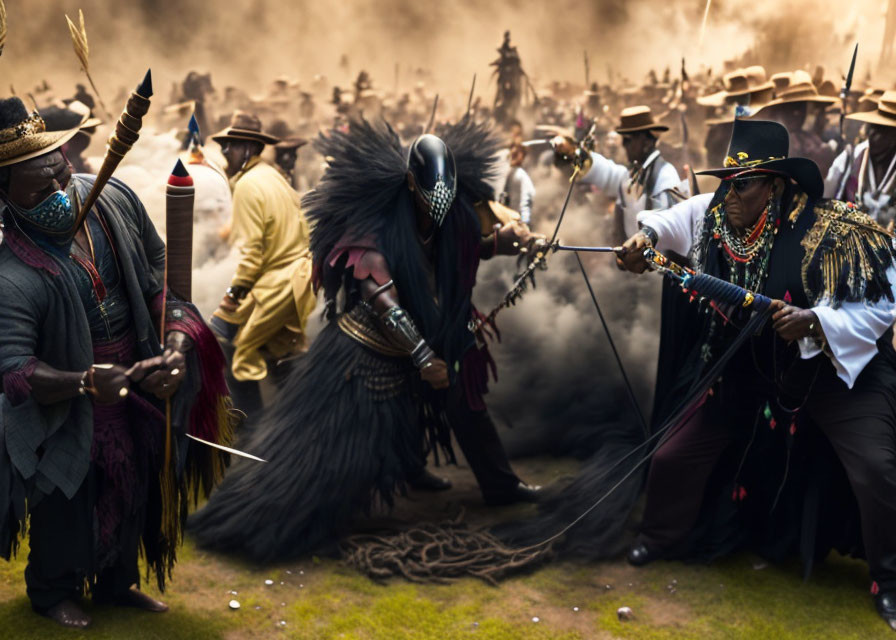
[801,199,896,308]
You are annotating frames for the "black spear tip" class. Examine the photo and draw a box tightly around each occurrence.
[171,158,190,178]
[136,69,153,99]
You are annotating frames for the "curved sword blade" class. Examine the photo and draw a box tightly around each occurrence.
[186,433,268,463]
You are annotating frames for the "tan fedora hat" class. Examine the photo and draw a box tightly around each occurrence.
[697,66,774,107]
[725,65,774,97]
[0,97,87,168]
[211,111,280,146]
[856,88,885,113]
[614,105,669,134]
[755,70,838,113]
[846,90,896,128]
[770,71,792,93]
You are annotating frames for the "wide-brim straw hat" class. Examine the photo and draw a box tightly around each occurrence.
[846,90,896,128]
[698,66,774,107]
[211,111,280,146]
[614,105,668,134]
[752,70,837,117]
[724,65,774,97]
[0,96,88,168]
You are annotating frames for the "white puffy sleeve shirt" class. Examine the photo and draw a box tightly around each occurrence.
[637,193,896,388]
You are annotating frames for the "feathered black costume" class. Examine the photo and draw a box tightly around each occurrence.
[188,118,503,562]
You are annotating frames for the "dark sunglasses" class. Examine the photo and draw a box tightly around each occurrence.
[726,174,769,193]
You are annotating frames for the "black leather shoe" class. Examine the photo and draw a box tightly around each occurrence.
[627,542,658,567]
[409,469,453,492]
[484,482,542,506]
[875,592,896,631]
[41,599,91,629]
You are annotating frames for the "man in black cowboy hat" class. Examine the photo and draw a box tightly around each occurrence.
[618,118,896,632]
[825,90,896,227]
[554,105,686,244]
[0,96,231,627]
[210,112,317,423]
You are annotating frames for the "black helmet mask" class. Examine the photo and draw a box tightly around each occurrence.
[408,134,457,227]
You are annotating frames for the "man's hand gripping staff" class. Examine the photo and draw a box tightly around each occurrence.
[472,127,595,335]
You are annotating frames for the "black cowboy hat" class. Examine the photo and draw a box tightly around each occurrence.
[696,118,823,199]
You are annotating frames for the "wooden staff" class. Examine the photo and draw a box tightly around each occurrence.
[75,69,152,230]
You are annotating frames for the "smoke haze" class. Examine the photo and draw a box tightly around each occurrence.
[1,0,888,109]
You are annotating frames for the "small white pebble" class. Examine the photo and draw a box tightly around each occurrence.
[230,590,238,595]
[286,570,292,575]
[280,581,285,585]
[299,570,304,575]
[280,602,286,607]
[254,606,261,611]
[532,616,540,623]
[229,600,240,610]
[279,620,287,626]
[572,606,579,612]
[265,579,274,586]
[299,584,304,589]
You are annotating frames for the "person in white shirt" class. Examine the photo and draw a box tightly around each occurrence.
[825,90,896,228]
[500,141,536,224]
[618,119,896,633]
[553,105,686,244]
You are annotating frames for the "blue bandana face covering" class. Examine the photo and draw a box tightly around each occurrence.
[8,189,76,236]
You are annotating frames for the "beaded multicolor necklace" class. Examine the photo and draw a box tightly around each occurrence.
[710,193,780,292]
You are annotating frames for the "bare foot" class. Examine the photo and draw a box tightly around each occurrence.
[115,588,169,612]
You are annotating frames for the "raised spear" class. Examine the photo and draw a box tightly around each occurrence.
[424,93,439,134]
[839,43,858,143]
[835,44,859,199]
[466,74,477,116]
[65,10,113,121]
[75,69,152,230]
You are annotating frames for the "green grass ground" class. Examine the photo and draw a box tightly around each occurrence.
[0,457,891,640]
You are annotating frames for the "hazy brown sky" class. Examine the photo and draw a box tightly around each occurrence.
[0,0,886,104]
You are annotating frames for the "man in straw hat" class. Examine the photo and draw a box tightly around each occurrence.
[554,105,686,243]
[700,66,777,176]
[825,90,896,227]
[617,118,896,632]
[750,69,838,175]
[0,96,231,627]
[210,111,316,424]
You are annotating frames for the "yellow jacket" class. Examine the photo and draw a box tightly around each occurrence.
[214,158,317,381]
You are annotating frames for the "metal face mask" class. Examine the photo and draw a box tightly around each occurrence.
[8,189,76,237]
[408,134,457,226]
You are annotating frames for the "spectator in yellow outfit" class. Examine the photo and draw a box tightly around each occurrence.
[209,112,317,421]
